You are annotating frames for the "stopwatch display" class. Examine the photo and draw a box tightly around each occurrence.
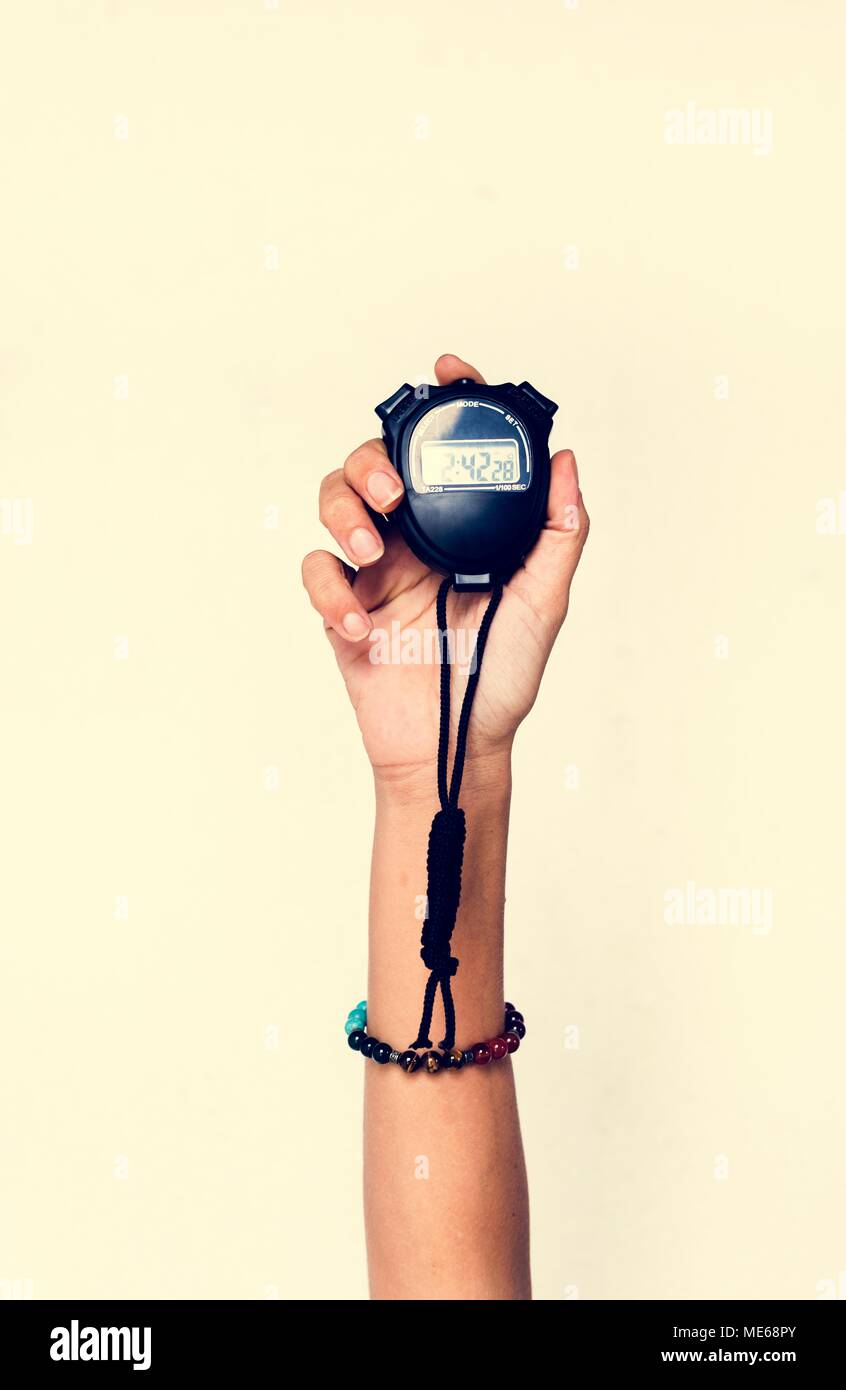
[407,400,531,494]
[375,377,557,590]
[419,438,521,490]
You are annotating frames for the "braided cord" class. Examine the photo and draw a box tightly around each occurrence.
[410,576,504,1051]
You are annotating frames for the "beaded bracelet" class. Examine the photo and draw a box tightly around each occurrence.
[345,1000,526,1075]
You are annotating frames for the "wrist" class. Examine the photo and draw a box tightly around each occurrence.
[373,746,513,811]
[368,748,512,1048]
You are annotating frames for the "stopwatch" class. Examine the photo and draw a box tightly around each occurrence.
[375,377,557,592]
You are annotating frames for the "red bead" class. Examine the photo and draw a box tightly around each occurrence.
[473,1042,492,1066]
[490,1036,508,1060]
[504,1031,520,1053]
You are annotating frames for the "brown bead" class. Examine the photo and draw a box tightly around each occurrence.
[398,1051,420,1073]
[425,1050,442,1074]
[490,1036,508,1060]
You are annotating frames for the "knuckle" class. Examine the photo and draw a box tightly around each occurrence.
[301,550,322,585]
[311,575,340,611]
[343,444,369,475]
[323,495,357,534]
[317,470,343,517]
[343,439,385,478]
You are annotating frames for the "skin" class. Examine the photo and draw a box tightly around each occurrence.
[302,353,589,1299]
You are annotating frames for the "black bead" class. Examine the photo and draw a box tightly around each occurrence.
[443,1047,464,1070]
[512,1019,526,1039]
[347,1029,366,1051]
[372,1041,392,1065]
[462,1049,476,1066]
[504,1002,515,1013]
[360,1035,376,1058]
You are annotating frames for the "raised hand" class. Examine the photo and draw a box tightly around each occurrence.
[301,353,589,780]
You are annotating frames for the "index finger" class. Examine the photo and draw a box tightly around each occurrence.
[343,438,405,514]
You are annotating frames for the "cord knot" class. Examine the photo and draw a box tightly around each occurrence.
[420,944,459,976]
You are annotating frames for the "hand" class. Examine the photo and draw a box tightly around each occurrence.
[302,354,589,783]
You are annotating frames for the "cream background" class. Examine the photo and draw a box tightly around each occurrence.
[1,0,844,1301]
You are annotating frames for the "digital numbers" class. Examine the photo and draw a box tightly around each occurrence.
[419,439,520,488]
[441,450,517,484]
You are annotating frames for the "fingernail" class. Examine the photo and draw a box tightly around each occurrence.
[342,611,371,640]
[366,471,403,508]
[349,527,383,562]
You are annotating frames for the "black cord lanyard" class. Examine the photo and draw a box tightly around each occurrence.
[410,574,504,1052]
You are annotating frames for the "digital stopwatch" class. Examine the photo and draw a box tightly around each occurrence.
[375,377,558,592]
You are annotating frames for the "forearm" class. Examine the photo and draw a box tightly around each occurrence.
[363,752,531,1301]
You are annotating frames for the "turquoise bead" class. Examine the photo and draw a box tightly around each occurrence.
[345,1000,367,1035]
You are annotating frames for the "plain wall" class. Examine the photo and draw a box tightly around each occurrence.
[1,0,844,1300]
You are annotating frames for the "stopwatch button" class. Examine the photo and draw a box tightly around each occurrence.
[517,381,558,417]
[374,383,415,421]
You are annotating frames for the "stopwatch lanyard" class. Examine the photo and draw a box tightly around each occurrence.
[409,574,504,1052]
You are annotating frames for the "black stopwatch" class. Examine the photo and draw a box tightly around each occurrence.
[375,377,558,592]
